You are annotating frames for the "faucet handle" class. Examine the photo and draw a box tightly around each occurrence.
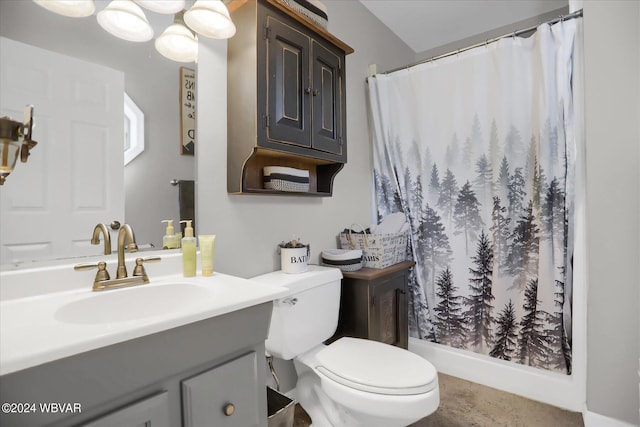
[132,256,161,282]
[74,261,111,282]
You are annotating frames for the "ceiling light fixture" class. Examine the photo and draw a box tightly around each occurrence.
[155,11,198,63]
[133,0,185,14]
[97,0,154,42]
[184,0,236,39]
[36,0,238,62]
[32,0,96,18]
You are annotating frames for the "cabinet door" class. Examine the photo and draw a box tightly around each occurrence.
[370,275,408,348]
[266,17,311,148]
[82,392,170,427]
[182,352,260,427]
[311,40,344,156]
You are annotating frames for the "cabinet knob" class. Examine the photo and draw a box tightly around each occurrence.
[304,87,312,94]
[223,403,235,416]
[312,89,319,96]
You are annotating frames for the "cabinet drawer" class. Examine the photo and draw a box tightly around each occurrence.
[82,392,170,427]
[182,352,260,427]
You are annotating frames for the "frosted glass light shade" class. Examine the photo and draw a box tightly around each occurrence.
[184,0,236,39]
[0,139,21,174]
[32,0,96,17]
[133,0,185,14]
[155,18,198,62]
[97,0,154,42]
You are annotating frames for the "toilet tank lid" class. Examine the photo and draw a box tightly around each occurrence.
[251,265,342,294]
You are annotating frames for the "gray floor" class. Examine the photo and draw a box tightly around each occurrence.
[293,373,584,427]
[410,373,584,427]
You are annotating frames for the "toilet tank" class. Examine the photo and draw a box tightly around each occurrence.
[251,266,343,360]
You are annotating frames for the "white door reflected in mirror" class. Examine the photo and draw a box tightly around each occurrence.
[0,37,125,264]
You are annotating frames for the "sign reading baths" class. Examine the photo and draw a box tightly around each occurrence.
[180,67,196,155]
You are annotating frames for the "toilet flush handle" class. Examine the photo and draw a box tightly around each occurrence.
[281,297,298,306]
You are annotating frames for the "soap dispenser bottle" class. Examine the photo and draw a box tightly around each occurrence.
[180,220,196,277]
[161,220,179,249]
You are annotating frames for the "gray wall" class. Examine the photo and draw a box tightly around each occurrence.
[584,1,640,425]
[196,1,414,279]
[413,6,568,62]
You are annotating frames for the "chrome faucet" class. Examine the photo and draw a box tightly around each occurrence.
[116,224,138,279]
[91,223,112,255]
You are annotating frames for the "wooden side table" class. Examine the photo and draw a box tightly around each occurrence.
[329,261,415,349]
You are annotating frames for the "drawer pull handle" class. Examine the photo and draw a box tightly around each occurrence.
[223,403,235,416]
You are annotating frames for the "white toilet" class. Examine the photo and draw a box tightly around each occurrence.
[252,265,439,427]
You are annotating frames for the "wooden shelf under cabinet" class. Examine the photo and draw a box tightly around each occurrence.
[328,261,415,349]
[230,148,344,196]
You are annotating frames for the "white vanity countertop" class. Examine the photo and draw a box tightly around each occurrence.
[0,252,287,376]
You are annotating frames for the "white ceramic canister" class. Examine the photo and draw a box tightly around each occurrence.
[280,245,310,274]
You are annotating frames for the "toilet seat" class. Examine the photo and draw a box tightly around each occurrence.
[315,337,437,395]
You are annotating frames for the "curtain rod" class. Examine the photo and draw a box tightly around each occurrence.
[380,9,583,75]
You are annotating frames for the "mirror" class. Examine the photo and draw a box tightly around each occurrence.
[0,0,196,266]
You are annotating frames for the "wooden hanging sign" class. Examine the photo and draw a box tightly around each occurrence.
[180,67,196,155]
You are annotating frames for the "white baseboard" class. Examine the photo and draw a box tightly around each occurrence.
[583,410,638,427]
[409,338,584,411]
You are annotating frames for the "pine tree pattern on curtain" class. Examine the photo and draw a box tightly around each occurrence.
[369,20,579,374]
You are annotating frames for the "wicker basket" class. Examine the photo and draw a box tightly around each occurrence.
[339,224,409,269]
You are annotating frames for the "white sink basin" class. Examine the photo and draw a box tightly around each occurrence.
[55,283,210,324]
[0,251,288,376]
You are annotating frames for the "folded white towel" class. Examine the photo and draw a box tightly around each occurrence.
[373,212,408,234]
[263,166,309,178]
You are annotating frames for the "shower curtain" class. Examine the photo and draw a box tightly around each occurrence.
[368,19,581,374]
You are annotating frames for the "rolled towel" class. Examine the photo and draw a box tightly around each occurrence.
[373,212,408,234]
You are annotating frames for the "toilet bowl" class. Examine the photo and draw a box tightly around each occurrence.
[252,266,440,427]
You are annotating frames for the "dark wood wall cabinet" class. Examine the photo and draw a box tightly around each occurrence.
[227,0,353,196]
[330,261,415,349]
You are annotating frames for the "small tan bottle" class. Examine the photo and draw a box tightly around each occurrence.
[161,220,180,249]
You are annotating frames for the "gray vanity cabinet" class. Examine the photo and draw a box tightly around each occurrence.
[182,352,260,427]
[0,303,272,427]
[82,392,170,427]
